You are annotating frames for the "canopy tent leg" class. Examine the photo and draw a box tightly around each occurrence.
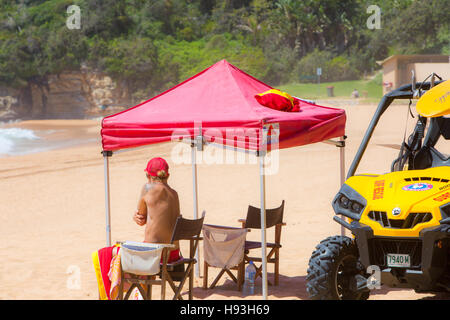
[258,152,268,300]
[103,151,112,247]
[339,136,346,236]
[191,143,200,278]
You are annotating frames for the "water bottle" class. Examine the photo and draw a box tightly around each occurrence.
[244,261,256,295]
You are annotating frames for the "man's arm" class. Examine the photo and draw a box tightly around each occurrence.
[133,184,150,226]
[133,197,147,226]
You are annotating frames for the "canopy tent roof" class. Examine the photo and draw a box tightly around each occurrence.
[101,59,346,152]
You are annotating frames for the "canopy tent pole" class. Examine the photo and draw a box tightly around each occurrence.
[102,151,112,247]
[191,142,200,277]
[258,152,268,300]
[259,125,269,300]
[192,126,203,278]
[339,136,346,236]
[320,138,348,236]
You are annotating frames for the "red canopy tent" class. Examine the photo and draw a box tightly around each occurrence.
[101,59,345,151]
[100,59,346,299]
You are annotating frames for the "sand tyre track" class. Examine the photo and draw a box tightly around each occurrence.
[306,235,370,300]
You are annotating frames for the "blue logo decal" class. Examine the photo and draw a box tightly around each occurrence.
[402,183,433,191]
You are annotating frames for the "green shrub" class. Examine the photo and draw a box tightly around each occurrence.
[291,50,361,83]
[327,56,359,82]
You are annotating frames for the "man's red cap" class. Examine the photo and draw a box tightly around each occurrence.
[145,157,169,177]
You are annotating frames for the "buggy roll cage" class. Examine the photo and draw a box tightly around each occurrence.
[347,80,445,178]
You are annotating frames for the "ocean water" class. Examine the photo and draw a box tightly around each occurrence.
[0,127,43,156]
[0,118,100,157]
[0,126,95,157]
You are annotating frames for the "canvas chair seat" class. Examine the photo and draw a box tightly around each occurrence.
[166,257,192,269]
[244,240,281,251]
[202,224,248,291]
[155,256,186,282]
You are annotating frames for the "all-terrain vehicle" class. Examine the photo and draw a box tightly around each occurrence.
[306,75,450,300]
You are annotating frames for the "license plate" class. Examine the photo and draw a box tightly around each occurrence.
[387,254,411,268]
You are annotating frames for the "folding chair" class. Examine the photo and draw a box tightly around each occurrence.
[118,241,175,300]
[162,211,205,300]
[238,200,285,286]
[202,224,248,291]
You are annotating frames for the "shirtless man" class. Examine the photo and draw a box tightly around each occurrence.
[132,157,181,261]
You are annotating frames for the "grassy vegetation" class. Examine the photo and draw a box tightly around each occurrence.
[278,72,383,102]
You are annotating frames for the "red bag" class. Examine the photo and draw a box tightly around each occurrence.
[255,89,300,112]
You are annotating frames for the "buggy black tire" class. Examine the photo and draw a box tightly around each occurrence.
[306,235,370,300]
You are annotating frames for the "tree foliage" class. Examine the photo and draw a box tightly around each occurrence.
[0,0,449,97]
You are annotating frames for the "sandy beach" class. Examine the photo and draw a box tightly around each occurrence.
[0,102,448,300]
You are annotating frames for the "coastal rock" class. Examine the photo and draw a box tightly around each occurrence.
[0,87,21,121]
[44,73,91,118]
[0,71,130,120]
[84,73,130,117]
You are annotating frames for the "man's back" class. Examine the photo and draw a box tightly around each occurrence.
[142,182,180,245]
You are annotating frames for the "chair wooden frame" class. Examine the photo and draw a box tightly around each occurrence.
[238,200,285,286]
[202,224,249,291]
[116,211,204,300]
[163,212,205,300]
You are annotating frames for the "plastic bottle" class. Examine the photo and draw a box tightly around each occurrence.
[244,261,256,295]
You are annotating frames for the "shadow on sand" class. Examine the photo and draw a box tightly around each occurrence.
[369,286,450,300]
[189,274,308,300]
[176,272,450,300]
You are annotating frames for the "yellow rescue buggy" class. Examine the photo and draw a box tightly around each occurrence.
[306,77,450,299]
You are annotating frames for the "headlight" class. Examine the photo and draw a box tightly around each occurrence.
[351,201,363,214]
[339,195,350,208]
[337,194,363,213]
[332,184,367,220]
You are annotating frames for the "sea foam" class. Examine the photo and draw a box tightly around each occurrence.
[0,128,40,155]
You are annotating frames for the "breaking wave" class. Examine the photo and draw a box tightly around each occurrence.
[0,128,40,155]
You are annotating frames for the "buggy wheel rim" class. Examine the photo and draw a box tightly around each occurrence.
[334,255,357,299]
